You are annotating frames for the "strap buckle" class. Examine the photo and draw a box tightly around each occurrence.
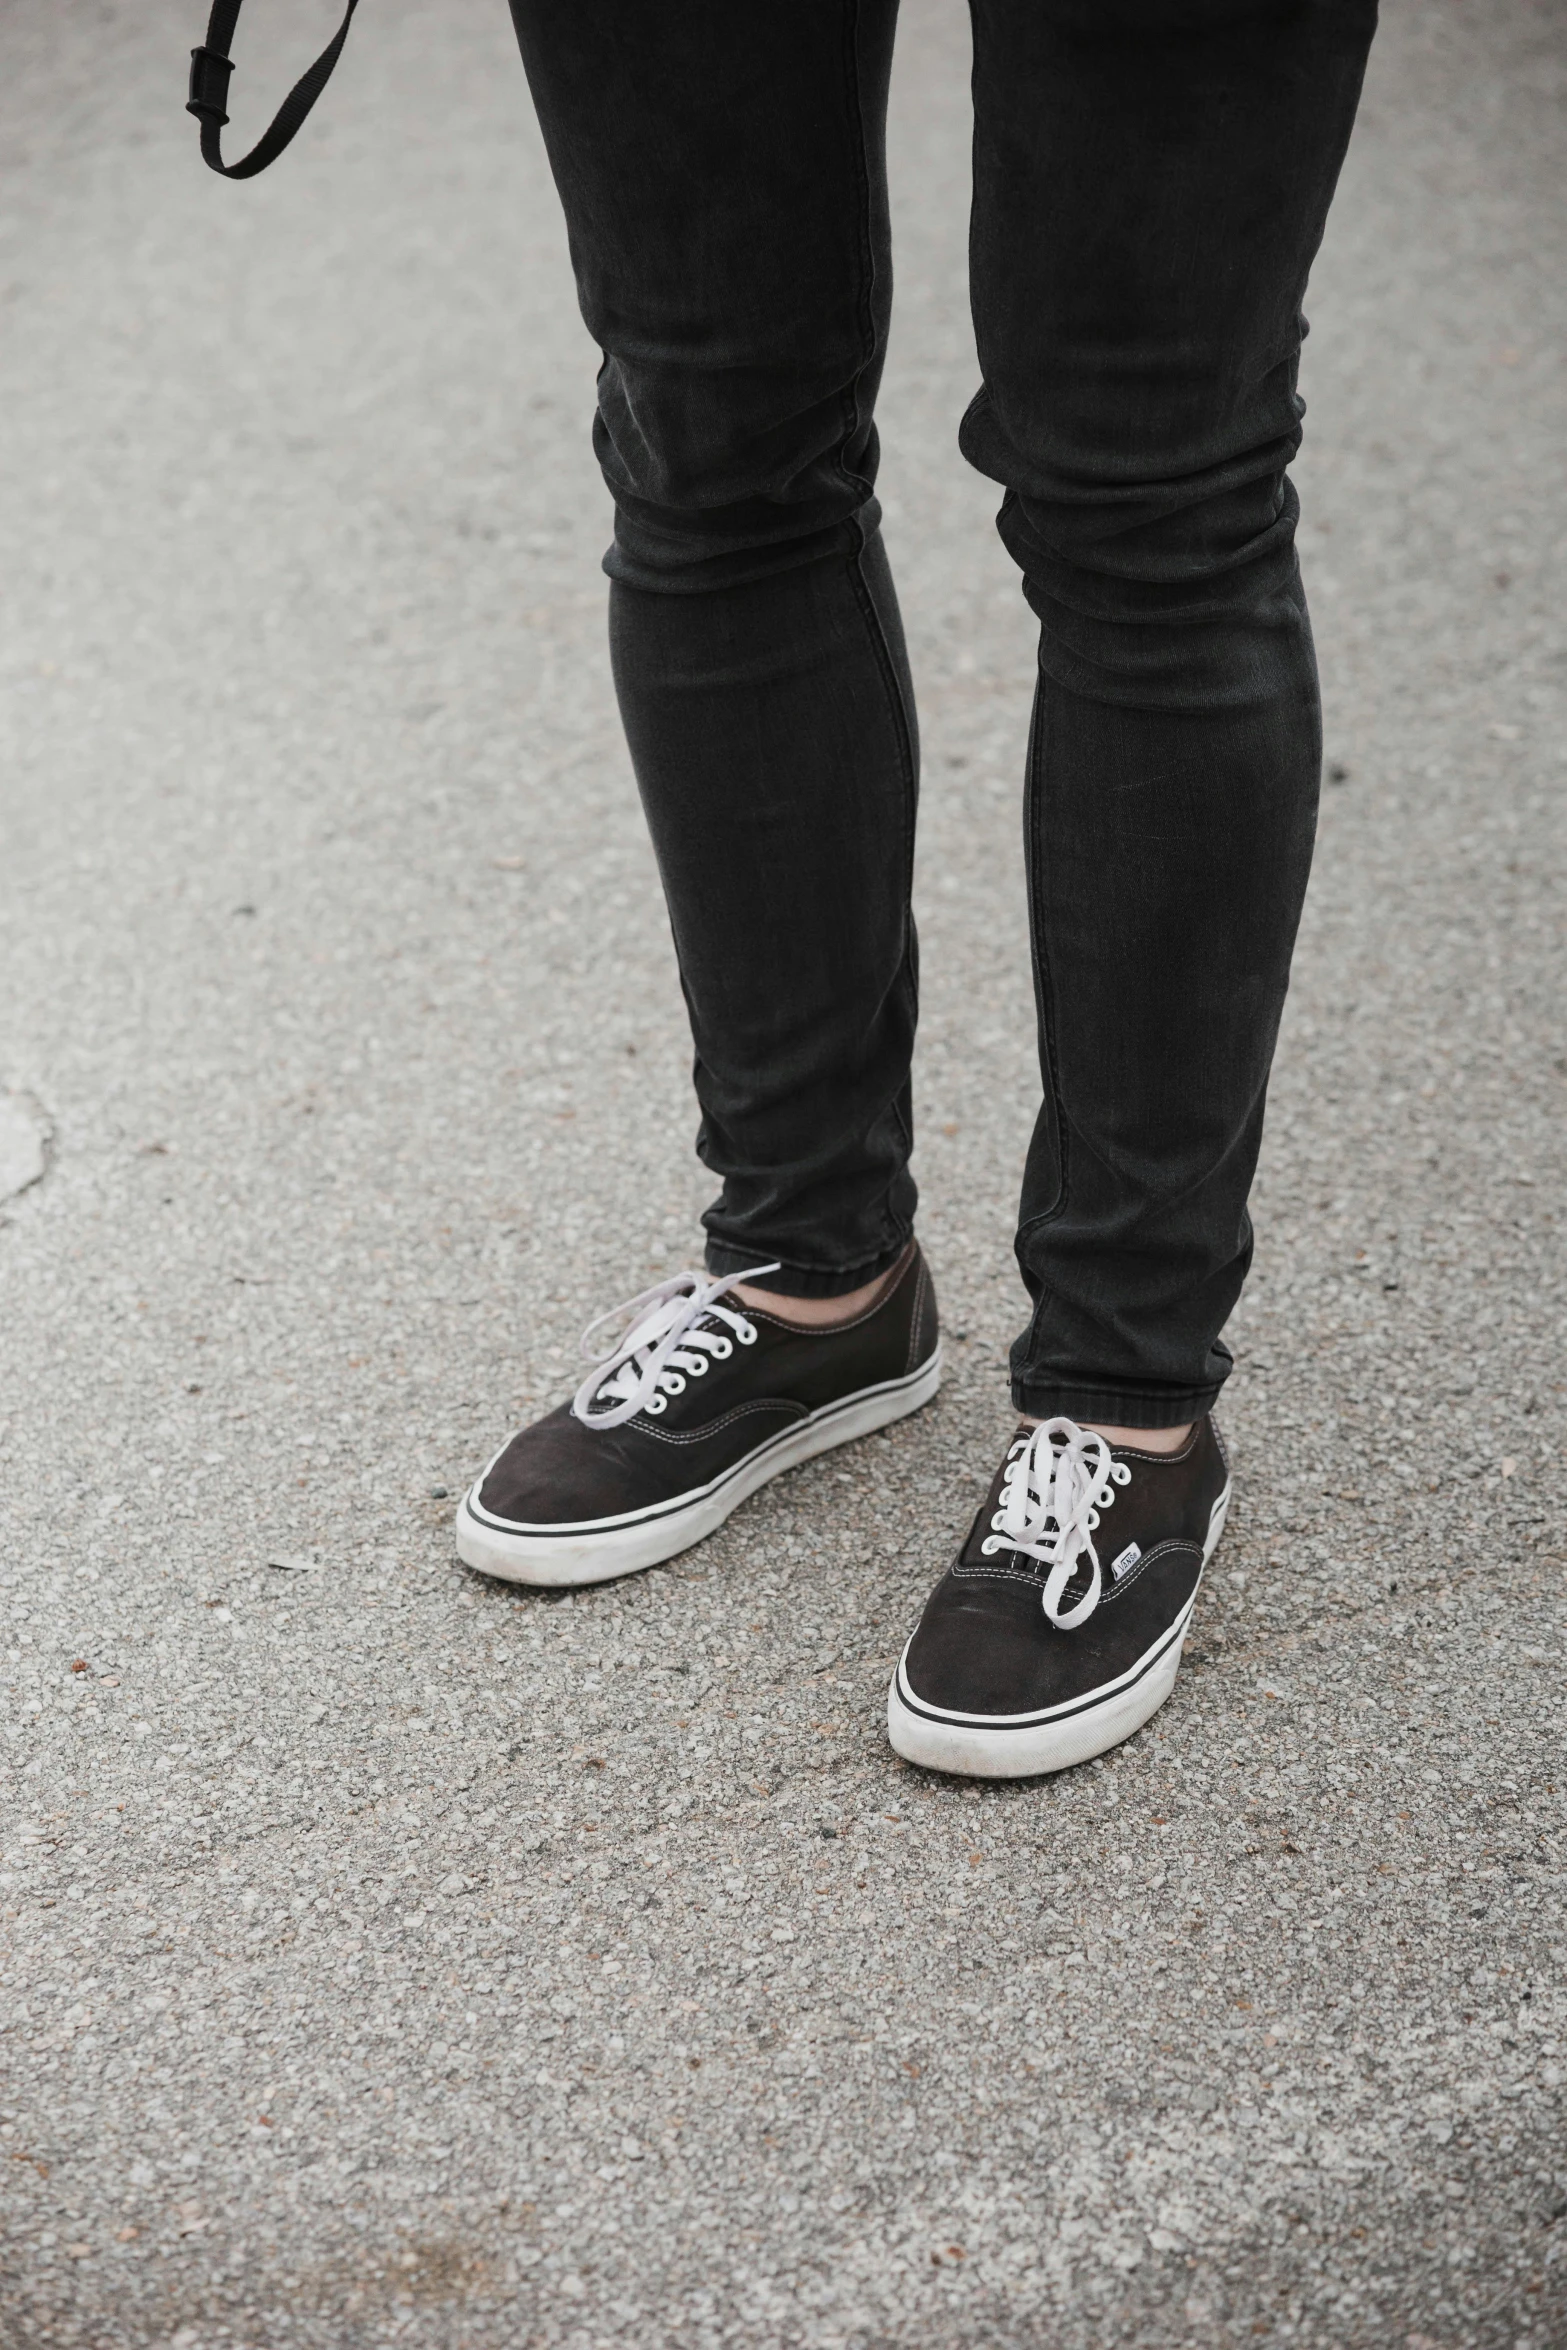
[187,45,234,128]
[186,0,361,181]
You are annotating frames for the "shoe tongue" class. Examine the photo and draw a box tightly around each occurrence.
[621,1282,716,1355]
[597,1286,737,1409]
[959,1425,1098,1603]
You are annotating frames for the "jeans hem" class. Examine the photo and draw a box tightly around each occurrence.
[1009,1380,1224,1429]
[704,1231,912,1300]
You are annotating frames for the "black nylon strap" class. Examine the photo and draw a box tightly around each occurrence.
[187,0,361,180]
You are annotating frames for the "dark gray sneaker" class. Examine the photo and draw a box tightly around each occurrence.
[457,1244,940,1587]
[887,1415,1230,1777]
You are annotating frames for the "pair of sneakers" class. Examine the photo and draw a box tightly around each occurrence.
[455,1244,1229,1777]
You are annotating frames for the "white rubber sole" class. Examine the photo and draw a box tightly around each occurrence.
[456,1349,943,1588]
[885,1480,1230,1779]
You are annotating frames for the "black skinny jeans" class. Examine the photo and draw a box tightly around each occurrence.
[506,0,1377,1426]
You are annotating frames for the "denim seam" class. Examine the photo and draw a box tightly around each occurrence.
[1014,670,1073,1379]
[845,554,920,1156]
[1012,1379,1224,1405]
[1009,1385,1225,1428]
[834,0,880,520]
[839,0,919,1188]
[1021,669,1070,1234]
[705,1232,912,1289]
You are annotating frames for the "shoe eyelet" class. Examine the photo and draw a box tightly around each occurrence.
[738,1324,757,1344]
[689,1357,708,1375]
[664,1375,686,1395]
[645,1395,667,1416]
[710,1337,732,1359]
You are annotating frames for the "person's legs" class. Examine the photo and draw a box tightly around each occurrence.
[963,0,1378,1429]
[457,0,945,1593]
[508,0,919,1302]
[887,0,1377,1777]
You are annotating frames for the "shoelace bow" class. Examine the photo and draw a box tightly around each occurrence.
[980,1417,1133,1629]
[571,1263,782,1431]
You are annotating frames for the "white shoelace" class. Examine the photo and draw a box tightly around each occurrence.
[570,1262,782,1431]
[980,1416,1133,1630]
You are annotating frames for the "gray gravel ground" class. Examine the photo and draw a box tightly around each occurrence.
[2,3,1565,2346]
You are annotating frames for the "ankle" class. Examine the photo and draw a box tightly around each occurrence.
[730,1254,903,1330]
[1023,1415,1194,1455]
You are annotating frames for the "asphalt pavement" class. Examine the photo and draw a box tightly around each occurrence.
[1,2,1564,2345]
